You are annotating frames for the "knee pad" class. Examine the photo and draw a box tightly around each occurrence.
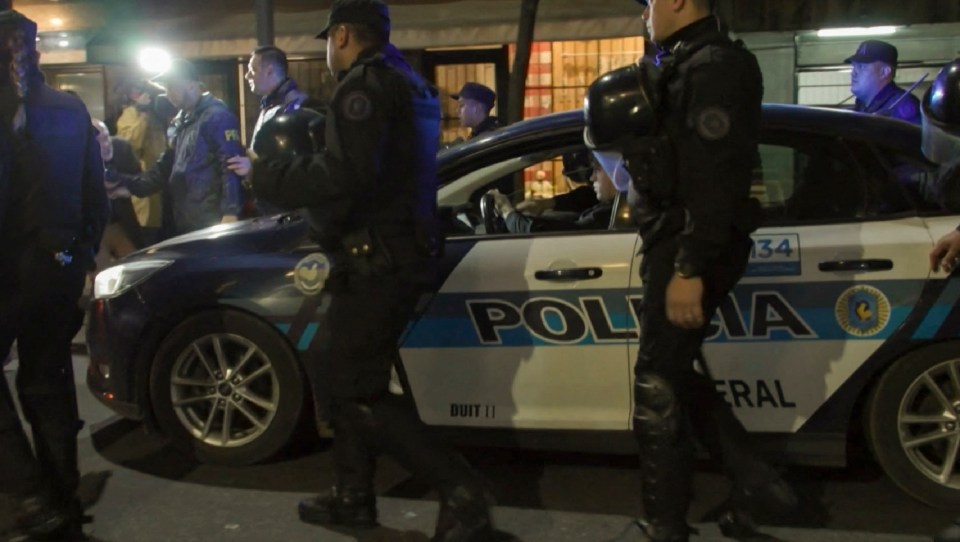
[633,372,680,438]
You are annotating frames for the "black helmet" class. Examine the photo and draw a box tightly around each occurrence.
[921,57,960,163]
[253,108,326,160]
[583,62,659,150]
[561,150,593,183]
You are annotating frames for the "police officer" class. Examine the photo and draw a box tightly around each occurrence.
[0,6,109,540]
[514,150,598,216]
[922,58,960,542]
[452,82,499,139]
[845,40,921,124]
[226,45,310,180]
[251,2,496,541]
[489,158,617,233]
[586,1,797,540]
[106,59,245,236]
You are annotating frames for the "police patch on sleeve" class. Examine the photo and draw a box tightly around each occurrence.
[294,253,331,295]
[224,129,240,142]
[695,107,731,141]
[342,91,373,121]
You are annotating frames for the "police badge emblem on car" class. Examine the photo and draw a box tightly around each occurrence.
[293,253,331,295]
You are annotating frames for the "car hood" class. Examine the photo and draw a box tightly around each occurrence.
[128,213,310,260]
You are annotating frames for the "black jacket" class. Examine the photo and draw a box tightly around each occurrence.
[470,116,500,139]
[0,124,9,241]
[253,45,441,264]
[854,81,921,125]
[632,16,763,277]
[3,83,109,261]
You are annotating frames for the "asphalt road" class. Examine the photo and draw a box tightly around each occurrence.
[1,354,955,542]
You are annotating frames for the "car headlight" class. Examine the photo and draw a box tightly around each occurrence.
[93,260,173,299]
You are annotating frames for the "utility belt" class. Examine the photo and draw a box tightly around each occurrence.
[340,225,431,277]
[8,228,90,269]
[638,198,760,255]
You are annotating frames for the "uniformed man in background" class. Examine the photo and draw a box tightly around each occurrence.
[845,40,921,124]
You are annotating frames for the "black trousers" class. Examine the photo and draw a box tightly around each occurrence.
[633,236,763,530]
[301,266,483,497]
[0,243,85,501]
[306,268,418,408]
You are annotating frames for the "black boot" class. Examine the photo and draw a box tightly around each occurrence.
[17,494,86,541]
[334,395,495,542]
[628,373,694,542]
[299,407,378,528]
[715,462,799,538]
[298,486,378,528]
[685,376,799,535]
[432,483,495,542]
[935,517,960,542]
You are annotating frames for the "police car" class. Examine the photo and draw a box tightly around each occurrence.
[87,105,960,508]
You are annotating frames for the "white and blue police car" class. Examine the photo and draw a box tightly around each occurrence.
[87,105,960,508]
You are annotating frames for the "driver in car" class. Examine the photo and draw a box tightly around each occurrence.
[486,154,619,233]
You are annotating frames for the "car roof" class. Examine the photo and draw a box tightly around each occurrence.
[437,104,926,182]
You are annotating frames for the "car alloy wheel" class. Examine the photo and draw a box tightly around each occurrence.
[151,310,307,465]
[170,333,279,448]
[897,358,960,489]
[868,342,960,508]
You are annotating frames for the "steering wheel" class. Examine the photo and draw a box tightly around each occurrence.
[479,193,507,234]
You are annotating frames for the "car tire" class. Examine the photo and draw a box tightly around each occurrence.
[150,309,306,465]
[867,341,960,508]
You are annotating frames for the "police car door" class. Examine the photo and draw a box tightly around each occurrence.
[402,167,637,434]
[625,133,932,440]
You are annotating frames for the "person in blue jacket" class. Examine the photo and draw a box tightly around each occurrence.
[0,6,109,539]
[106,59,245,236]
[845,40,921,124]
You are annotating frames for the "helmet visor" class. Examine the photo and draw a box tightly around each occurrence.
[922,106,960,164]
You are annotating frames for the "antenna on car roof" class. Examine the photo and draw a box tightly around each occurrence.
[876,73,929,116]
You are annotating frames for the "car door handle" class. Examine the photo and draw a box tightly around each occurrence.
[818,259,893,272]
[534,267,603,281]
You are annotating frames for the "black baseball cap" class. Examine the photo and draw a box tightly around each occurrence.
[316,0,391,41]
[451,82,496,109]
[150,58,201,88]
[844,40,898,66]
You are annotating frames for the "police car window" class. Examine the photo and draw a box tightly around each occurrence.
[440,147,622,237]
[756,134,867,224]
[877,150,942,214]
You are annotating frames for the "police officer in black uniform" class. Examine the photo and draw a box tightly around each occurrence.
[921,57,960,542]
[586,1,797,540]
[0,5,109,541]
[251,2,496,541]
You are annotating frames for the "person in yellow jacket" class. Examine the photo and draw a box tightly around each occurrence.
[116,79,167,245]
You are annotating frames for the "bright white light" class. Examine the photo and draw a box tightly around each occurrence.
[50,17,63,27]
[816,26,897,38]
[138,47,172,75]
[58,40,69,48]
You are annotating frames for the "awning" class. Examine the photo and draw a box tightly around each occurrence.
[85,1,644,63]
